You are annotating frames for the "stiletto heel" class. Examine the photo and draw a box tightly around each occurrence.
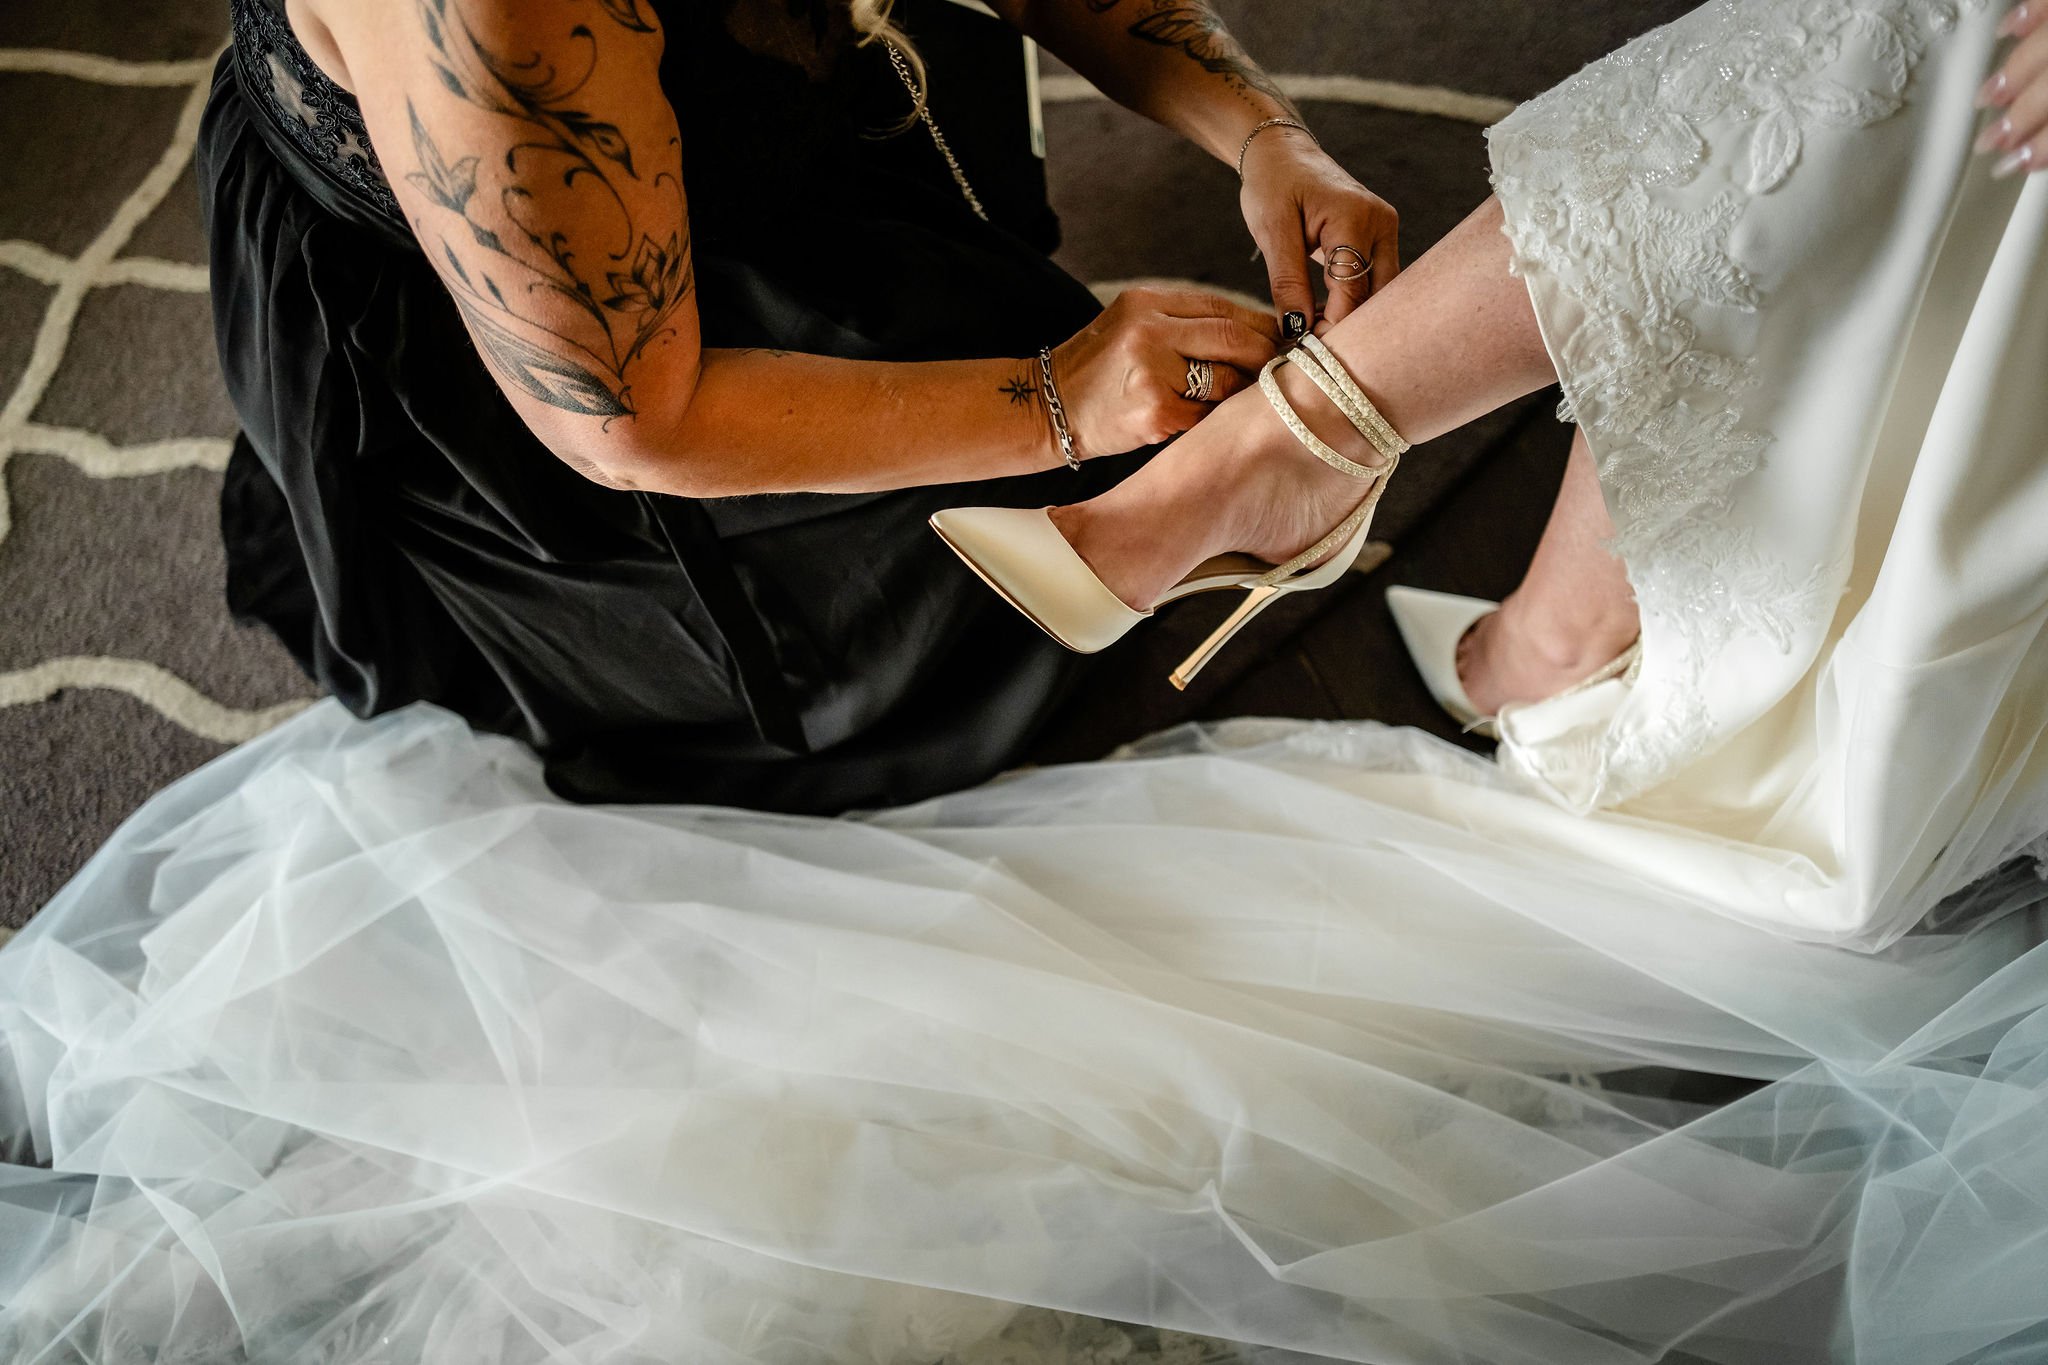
[932,335,1410,686]
[1170,585,1283,690]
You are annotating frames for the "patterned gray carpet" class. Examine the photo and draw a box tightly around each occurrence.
[0,0,1692,934]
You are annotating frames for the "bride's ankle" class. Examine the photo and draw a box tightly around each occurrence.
[1457,582,1640,716]
[1047,359,1399,610]
[1212,376,1389,563]
[1487,593,1640,678]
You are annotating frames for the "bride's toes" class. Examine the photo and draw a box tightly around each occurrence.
[1048,489,1212,613]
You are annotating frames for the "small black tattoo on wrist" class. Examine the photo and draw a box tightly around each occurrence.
[1000,374,1041,407]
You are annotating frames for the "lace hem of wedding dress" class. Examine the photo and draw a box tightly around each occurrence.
[1485,0,1992,809]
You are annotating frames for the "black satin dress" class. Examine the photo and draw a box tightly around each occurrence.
[203,0,1132,812]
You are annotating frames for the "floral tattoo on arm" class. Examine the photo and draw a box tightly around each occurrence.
[1087,0,1298,117]
[404,0,691,422]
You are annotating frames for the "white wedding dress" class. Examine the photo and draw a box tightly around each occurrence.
[5,2,2047,1362]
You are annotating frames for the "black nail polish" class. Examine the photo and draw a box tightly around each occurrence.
[1283,311,1308,340]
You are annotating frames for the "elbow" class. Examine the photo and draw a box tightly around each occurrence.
[526,372,750,499]
[590,459,744,501]
[554,424,752,501]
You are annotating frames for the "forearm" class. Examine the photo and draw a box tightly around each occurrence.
[1012,1,1297,165]
[593,352,1063,498]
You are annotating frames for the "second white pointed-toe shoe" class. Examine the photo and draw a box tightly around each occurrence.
[1388,585,1648,741]
[1385,585,1500,736]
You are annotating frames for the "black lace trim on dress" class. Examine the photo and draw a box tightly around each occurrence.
[230,0,403,221]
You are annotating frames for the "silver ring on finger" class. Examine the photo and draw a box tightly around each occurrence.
[1184,358,1217,403]
[1326,245,1371,282]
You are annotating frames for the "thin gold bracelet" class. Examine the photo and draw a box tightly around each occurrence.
[1236,117,1316,178]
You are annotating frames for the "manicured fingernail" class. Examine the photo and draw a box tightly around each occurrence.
[1282,311,1308,339]
[1993,145,2035,178]
[1978,71,2010,107]
[1977,116,2014,153]
[2000,2,2032,36]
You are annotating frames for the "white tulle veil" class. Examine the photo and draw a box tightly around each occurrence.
[2,703,2046,1364]
[7,0,2048,1360]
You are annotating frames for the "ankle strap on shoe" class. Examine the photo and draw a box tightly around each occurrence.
[1257,342,1410,481]
[1259,357,1377,479]
[1294,335,1409,463]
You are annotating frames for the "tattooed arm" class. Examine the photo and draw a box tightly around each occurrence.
[990,0,1293,162]
[297,0,1272,495]
[990,0,1400,327]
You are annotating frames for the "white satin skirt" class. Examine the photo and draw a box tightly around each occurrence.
[1486,0,2048,951]
[5,1,2048,1362]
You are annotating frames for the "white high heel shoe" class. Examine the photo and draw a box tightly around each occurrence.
[1386,585,1644,739]
[1384,586,1500,736]
[931,336,1408,691]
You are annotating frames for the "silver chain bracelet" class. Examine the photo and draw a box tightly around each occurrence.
[1038,346,1081,471]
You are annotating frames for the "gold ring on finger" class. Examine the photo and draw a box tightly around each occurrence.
[1327,245,1371,282]
[1184,358,1217,403]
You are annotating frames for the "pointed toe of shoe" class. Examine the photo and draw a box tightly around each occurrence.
[1385,586,1498,732]
[930,506,1146,655]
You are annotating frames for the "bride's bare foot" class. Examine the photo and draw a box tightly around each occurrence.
[1048,360,1385,611]
[1456,587,1641,716]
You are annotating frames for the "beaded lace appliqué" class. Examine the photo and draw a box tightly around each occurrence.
[1486,0,1988,804]
[231,0,402,221]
